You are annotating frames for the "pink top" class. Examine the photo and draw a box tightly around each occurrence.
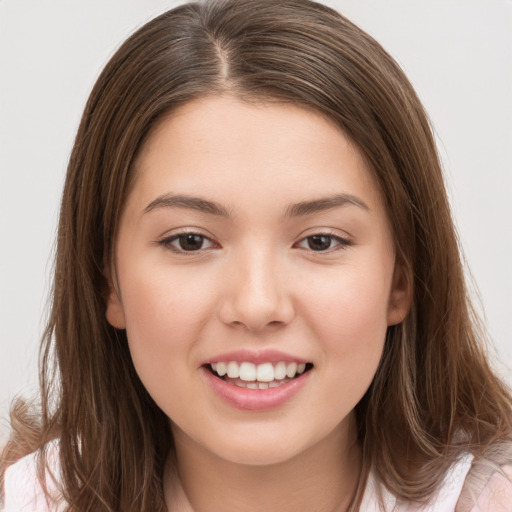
[2,447,512,511]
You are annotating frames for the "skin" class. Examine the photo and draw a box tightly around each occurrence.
[106,95,410,511]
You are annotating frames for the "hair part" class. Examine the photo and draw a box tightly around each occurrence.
[2,1,511,510]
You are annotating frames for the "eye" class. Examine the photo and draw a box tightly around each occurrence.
[296,234,350,252]
[160,232,217,252]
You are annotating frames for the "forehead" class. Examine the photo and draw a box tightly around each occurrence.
[129,94,385,218]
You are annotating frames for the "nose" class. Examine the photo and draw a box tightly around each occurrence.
[218,247,295,332]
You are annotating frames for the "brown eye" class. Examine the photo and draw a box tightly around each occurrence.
[177,234,206,251]
[296,234,351,252]
[306,235,333,251]
[160,233,216,252]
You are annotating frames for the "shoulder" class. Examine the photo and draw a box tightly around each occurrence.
[456,441,512,512]
[361,450,511,512]
[360,453,474,511]
[465,464,512,512]
[2,440,66,512]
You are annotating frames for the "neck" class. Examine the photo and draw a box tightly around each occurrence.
[164,415,362,512]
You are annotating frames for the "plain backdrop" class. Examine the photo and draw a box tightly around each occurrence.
[1,0,511,443]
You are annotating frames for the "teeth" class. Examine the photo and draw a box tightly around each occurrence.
[210,360,309,383]
[256,362,274,382]
[216,362,227,376]
[234,379,291,389]
[286,362,297,378]
[239,362,256,381]
[274,361,287,380]
[227,361,239,378]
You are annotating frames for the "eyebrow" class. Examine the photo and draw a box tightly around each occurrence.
[144,194,230,217]
[143,193,369,218]
[284,194,370,218]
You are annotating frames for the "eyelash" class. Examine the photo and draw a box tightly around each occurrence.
[158,232,218,253]
[294,233,352,252]
[158,231,351,254]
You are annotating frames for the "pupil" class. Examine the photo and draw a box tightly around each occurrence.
[180,234,203,251]
[308,235,331,251]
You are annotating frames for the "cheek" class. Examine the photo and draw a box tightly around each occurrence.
[116,265,220,421]
[117,263,217,374]
[299,261,391,380]
[303,259,392,332]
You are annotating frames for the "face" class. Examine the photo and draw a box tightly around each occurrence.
[106,95,409,466]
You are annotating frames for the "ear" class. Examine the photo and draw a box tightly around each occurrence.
[387,261,412,326]
[104,265,126,330]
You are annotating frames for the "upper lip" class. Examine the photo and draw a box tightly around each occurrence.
[201,349,310,366]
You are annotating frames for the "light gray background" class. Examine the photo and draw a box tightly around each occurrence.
[1,0,511,444]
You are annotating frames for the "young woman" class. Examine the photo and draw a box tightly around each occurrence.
[1,0,511,510]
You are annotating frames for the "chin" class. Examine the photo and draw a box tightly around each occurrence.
[202,424,324,467]
[214,442,302,467]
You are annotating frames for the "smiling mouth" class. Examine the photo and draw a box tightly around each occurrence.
[206,361,314,389]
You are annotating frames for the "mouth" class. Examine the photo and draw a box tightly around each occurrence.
[205,361,314,389]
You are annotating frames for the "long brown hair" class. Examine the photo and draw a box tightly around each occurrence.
[2,0,511,510]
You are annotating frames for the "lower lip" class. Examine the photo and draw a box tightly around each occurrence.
[201,367,311,411]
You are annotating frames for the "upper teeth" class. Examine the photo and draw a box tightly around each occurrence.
[211,361,307,382]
